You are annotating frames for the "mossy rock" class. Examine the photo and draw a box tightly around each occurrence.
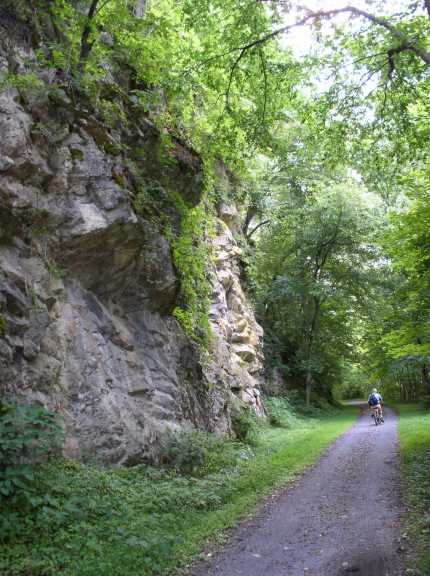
[70,147,84,162]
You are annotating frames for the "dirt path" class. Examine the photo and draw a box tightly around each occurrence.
[190,406,404,576]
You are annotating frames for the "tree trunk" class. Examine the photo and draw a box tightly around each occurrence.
[401,381,407,402]
[78,0,99,73]
[305,370,312,407]
[242,205,258,238]
[134,0,146,18]
[422,363,430,397]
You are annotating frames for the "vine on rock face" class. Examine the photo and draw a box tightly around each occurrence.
[171,197,213,349]
[130,138,215,350]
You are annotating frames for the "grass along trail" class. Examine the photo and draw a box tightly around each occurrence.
[396,404,430,574]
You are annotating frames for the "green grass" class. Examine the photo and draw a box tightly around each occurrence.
[396,404,430,574]
[0,407,357,576]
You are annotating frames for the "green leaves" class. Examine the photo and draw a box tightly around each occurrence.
[398,406,430,572]
[0,409,355,576]
[171,201,212,347]
[19,0,304,170]
[252,166,381,400]
[0,403,64,541]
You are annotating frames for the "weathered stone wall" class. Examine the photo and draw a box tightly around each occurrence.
[0,33,264,463]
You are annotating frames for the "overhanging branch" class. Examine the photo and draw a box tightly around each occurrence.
[236,5,430,67]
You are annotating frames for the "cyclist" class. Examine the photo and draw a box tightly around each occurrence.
[368,388,384,422]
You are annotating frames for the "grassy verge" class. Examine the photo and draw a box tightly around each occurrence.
[0,407,357,576]
[396,404,430,574]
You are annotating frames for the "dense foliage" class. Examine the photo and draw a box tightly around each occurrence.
[0,403,63,540]
[397,405,430,573]
[244,0,430,404]
[252,171,381,403]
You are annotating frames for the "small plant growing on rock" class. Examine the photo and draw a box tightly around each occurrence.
[0,314,6,336]
[0,72,46,98]
[47,259,66,280]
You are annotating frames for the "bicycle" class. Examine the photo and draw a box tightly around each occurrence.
[371,405,384,426]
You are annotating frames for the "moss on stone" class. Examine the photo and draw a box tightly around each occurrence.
[70,147,84,162]
[0,314,7,336]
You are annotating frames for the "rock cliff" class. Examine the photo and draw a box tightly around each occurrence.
[0,30,264,463]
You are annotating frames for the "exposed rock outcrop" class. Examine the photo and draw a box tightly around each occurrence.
[0,33,264,463]
[208,205,264,416]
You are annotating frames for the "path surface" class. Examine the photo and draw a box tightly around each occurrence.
[191,406,404,576]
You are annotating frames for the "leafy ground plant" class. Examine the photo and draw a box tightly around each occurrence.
[156,428,238,477]
[0,406,356,576]
[0,403,63,541]
[230,402,259,442]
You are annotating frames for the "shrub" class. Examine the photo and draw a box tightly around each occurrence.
[230,403,257,443]
[158,428,236,477]
[265,396,295,428]
[0,403,63,508]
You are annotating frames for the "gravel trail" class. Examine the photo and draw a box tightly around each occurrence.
[191,405,404,576]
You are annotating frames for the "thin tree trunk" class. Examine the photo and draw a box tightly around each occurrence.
[305,370,312,407]
[303,295,321,407]
[78,0,99,72]
[422,363,430,397]
[135,0,146,18]
[242,205,258,238]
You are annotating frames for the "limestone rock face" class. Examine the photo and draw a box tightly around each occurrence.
[208,212,265,416]
[0,36,264,463]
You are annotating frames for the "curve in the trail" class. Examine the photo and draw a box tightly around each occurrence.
[191,406,404,576]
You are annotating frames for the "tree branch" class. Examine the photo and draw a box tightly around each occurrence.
[95,0,114,16]
[246,219,270,240]
[237,5,430,67]
[258,47,268,128]
[78,0,99,72]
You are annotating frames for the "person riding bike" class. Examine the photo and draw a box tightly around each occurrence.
[368,388,384,422]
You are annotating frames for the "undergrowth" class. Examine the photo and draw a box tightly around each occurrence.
[0,402,356,576]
